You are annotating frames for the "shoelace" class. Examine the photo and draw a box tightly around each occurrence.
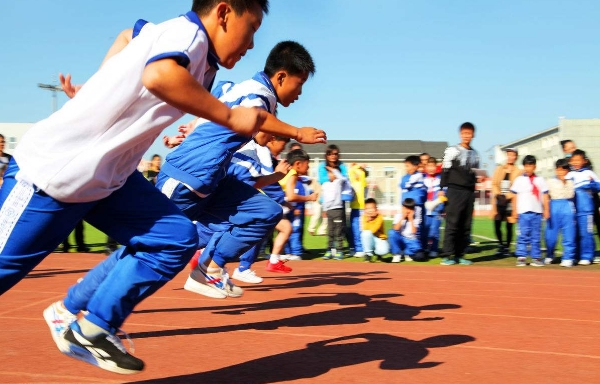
[109,329,135,354]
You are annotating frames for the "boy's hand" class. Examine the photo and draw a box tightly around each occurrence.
[59,73,82,99]
[227,107,267,136]
[407,210,415,220]
[178,119,198,137]
[275,159,291,174]
[162,133,185,148]
[308,192,319,202]
[393,221,401,231]
[543,210,550,220]
[295,127,327,144]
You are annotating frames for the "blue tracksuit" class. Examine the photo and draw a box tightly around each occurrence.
[568,168,600,261]
[399,172,427,245]
[154,72,283,268]
[285,177,309,255]
[388,210,423,259]
[423,173,444,251]
[545,200,576,260]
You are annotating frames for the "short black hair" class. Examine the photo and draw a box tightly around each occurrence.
[264,41,315,77]
[460,122,475,131]
[427,158,437,165]
[286,149,310,164]
[405,155,420,166]
[365,198,377,206]
[420,153,430,158]
[522,155,537,165]
[560,139,573,150]
[555,158,570,170]
[273,135,291,143]
[571,149,586,159]
[151,154,161,159]
[288,142,302,150]
[192,0,269,16]
[402,198,416,209]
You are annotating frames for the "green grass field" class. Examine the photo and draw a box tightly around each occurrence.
[67,216,599,270]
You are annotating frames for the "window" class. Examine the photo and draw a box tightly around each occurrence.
[8,137,16,150]
[383,166,396,178]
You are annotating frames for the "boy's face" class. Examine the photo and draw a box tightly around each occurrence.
[523,163,536,175]
[151,156,161,168]
[295,160,310,175]
[562,141,576,155]
[364,202,378,217]
[420,154,430,165]
[269,138,289,156]
[460,128,474,146]
[276,71,309,107]
[214,4,264,69]
[569,154,584,170]
[555,167,569,179]
[506,151,517,164]
[405,162,418,175]
[426,163,437,175]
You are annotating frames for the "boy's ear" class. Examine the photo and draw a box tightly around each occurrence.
[276,71,287,86]
[215,2,232,29]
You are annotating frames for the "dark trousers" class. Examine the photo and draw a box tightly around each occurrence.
[442,188,475,259]
[326,208,346,250]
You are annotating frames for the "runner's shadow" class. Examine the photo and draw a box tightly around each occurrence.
[128,332,475,384]
[128,296,460,339]
[133,293,400,315]
[246,270,390,292]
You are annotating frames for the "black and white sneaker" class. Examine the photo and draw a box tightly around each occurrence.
[61,321,144,374]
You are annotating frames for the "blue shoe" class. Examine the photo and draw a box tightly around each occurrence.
[440,258,456,266]
[457,258,473,266]
[322,251,333,260]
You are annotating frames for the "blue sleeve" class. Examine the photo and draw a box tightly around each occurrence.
[318,164,328,185]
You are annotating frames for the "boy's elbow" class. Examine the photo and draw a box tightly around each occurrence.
[142,65,165,94]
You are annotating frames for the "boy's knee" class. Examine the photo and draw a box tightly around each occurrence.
[262,201,283,225]
[171,219,199,256]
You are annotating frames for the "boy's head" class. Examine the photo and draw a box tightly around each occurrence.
[265,41,315,107]
[265,135,290,157]
[555,158,570,179]
[459,122,475,146]
[419,153,430,166]
[404,155,420,175]
[150,154,162,168]
[522,155,537,175]
[364,198,378,216]
[425,158,438,175]
[504,148,518,164]
[288,142,302,151]
[286,149,310,175]
[569,149,586,170]
[193,0,269,69]
[402,197,416,210]
[560,139,576,156]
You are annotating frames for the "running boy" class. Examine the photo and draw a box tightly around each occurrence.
[545,159,576,267]
[3,0,270,374]
[567,149,600,265]
[361,198,390,262]
[388,198,425,263]
[510,155,550,267]
[439,122,480,266]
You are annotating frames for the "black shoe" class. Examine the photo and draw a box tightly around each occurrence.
[61,322,144,374]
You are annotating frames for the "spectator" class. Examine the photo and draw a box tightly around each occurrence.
[360,198,389,262]
[490,148,522,256]
[321,165,350,260]
[61,221,90,253]
[349,163,368,257]
[144,154,162,185]
[510,155,549,267]
[418,153,430,173]
[388,198,425,263]
[423,158,446,257]
[0,134,12,168]
[315,144,349,239]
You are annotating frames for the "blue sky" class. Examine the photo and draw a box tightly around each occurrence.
[1,0,598,167]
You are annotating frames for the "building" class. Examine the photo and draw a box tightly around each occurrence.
[0,123,34,154]
[302,140,448,212]
[496,118,600,178]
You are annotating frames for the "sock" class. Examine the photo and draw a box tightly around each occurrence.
[206,266,222,277]
[269,254,280,264]
[77,317,108,338]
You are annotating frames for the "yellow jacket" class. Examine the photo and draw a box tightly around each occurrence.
[362,214,387,240]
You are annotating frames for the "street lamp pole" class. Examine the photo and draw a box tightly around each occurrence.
[37,82,62,113]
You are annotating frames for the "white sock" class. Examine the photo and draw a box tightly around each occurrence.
[206,267,222,276]
[269,254,280,264]
[78,317,108,337]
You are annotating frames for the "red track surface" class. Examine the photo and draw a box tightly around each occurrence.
[1,253,600,383]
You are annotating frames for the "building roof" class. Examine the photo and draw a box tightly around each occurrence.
[499,126,559,149]
[301,140,449,162]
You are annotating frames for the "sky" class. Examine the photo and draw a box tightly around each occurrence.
[1,0,599,168]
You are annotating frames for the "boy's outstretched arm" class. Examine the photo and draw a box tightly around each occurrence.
[143,59,265,136]
[260,113,326,144]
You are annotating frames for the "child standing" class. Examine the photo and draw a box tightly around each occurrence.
[321,166,350,260]
[567,149,600,265]
[545,159,576,267]
[4,1,271,374]
[388,198,425,263]
[360,198,390,262]
[349,163,368,257]
[439,122,480,266]
[422,158,446,257]
[399,155,427,222]
[510,155,550,267]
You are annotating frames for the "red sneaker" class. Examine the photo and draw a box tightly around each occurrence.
[189,249,202,270]
[266,260,292,273]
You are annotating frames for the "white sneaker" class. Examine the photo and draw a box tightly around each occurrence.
[544,257,553,265]
[428,251,439,257]
[353,252,366,257]
[404,255,413,262]
[560,259,573,268]
[43,301,78,353]
[280,254,302,261]
[578,260,591,266]
[184,267,243,298]
[391,255,401,263]
[593,257,600,264]
[231,268,263,284]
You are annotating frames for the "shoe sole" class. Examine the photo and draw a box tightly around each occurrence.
[231,275,263,284]
[43,306,73,354]
[265,268,292,273]
[184,276,227,299]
